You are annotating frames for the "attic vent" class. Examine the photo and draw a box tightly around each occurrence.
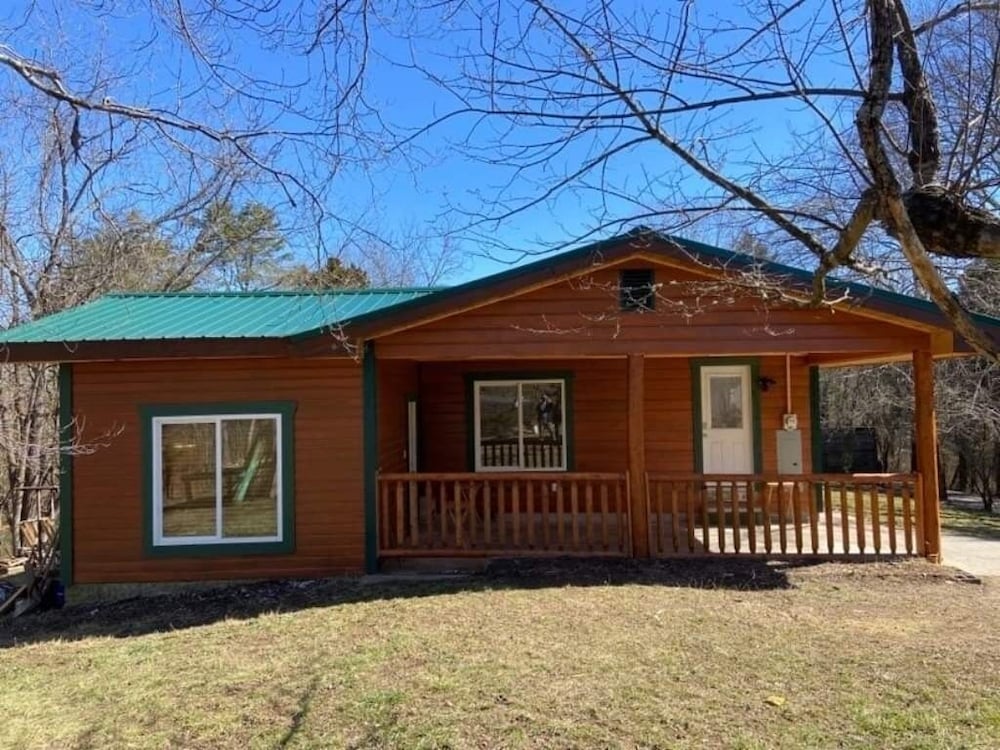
[619,269,656,312]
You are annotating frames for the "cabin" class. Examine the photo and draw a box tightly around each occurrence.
[2,229,995,585]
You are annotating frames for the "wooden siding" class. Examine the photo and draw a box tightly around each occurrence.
[378,360,418,473]
[376,263,932,359]
[71,358,364,583]
[414,356,813,477]
[418,359,627,474]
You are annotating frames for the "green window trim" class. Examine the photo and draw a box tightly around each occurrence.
[140,400,296,557]
[689,358,763,474]
[464,371,575,472]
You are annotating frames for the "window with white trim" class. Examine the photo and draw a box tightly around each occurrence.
[152,413,284,546]
[474,379,567,471]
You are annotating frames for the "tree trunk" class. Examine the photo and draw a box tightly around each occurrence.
[901,186,1000,260]
[953,450,969,492]
[938,444,949,505]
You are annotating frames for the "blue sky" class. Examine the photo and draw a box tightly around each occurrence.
[2,0,863,285]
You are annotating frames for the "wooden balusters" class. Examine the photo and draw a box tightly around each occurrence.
[853,484,865,554]
[902,481,913,555]
[886,482,896,555]
[669,484,681,554]
[777,481,788,554]
[377,472,628,557]
[746,481,757,554]
[808,483,819,554]
[641,473,920,560]
[838,481,850,554]
[870,484,881,555]
[685,482,696,554]
[762,482,773,554]
[823,482,834,554]
[376,472,920,561]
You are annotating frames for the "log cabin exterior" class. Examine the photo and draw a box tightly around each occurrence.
[2,229,996,585]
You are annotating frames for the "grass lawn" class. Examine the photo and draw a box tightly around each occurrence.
[940,503,1000,541]
[2,559,999,749]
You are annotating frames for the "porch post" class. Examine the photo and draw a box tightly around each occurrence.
[627,353,649,557]
[913,349,941,562]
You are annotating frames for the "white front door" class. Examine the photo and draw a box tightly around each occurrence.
[700,365,754,474]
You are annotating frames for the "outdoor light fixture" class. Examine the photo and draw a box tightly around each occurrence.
[758,376,777,392]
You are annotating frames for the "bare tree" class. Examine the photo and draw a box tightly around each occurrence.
[0,1,396,244]
[412,0,1000,357]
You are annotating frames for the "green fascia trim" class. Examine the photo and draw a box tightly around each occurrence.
[689,358,763,474]
[363,342,379,573]
[464,371,575,471]
[140,400,296,558]
[58,364,74,587]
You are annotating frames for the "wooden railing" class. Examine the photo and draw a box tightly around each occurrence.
[378,472,630,556]
[479,438,564,469]
[645,473,922,557]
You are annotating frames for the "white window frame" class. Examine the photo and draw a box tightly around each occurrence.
[473,379,567,472]
[151,413,284,547]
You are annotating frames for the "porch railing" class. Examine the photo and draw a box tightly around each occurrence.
[479,438,564,469]
[378,472,631,556]
[645,473,922,557]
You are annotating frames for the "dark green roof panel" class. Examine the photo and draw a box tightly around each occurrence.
[0,289,436,343]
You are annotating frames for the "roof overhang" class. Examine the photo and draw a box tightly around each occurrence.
[2,228,998,363]
[306,229,1000,356]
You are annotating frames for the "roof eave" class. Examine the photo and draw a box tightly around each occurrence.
[293,229,1000,347]
[0,337,311,363]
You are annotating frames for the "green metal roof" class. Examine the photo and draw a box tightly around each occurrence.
[0,289,437,343]
[4,228,1000,349]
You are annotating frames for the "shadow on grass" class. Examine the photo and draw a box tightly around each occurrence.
[277,674,320,749]
[1,556,903,649]
[940,506,1000,542]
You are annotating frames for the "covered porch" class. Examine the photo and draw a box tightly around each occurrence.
[371,350,941,562]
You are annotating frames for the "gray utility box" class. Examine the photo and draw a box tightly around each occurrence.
[776,429,803,474]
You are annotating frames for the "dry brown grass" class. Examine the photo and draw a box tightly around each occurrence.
[1,559,998,749]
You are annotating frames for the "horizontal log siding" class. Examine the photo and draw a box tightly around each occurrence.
[643,355,813,475]
[644,358,693,473]
[418,356,813,477]
[378,360,418,473]
[758,355,813,474]
[376,264,931,359]
[72,358,364,583]
[418,359,627,474]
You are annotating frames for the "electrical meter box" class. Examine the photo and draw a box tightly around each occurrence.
[776,429,803,474]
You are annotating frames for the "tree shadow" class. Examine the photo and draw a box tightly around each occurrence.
[0,556,889,649]
[941,507,1000,542]
[277,674,320,748]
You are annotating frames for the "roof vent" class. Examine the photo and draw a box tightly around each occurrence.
[619,269,656,312]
